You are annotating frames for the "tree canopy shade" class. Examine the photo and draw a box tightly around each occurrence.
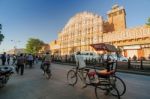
[146,17,150,26]
[26,38,44,54]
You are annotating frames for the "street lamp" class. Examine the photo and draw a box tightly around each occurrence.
[11,40,21,54]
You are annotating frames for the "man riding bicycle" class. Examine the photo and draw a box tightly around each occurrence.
[75,51,87,88]
[41,52,52,78]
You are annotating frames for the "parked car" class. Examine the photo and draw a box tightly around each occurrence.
[74,51,99,60]
[103,53,128,62]
[74,51,128,62]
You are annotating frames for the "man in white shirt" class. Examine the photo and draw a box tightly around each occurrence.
[75,51,87,88]
[27,54,33,68]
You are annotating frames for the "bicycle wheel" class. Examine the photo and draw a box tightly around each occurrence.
[95,85,120,99]
[45,69,51,79]
[67,70,77,86]
[109,76,126,96]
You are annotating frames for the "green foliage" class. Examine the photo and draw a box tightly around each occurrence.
[0,33,4,42]
[26,38,44,54]
[146,17,150,26]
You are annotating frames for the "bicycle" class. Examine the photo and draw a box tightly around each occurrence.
[67,66,121,99]
[67,60,126,99]
[67,66,90,86]
[41,62,51,79]
[109,74,126,96]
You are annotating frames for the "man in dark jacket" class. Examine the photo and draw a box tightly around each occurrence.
[1,52,6,65]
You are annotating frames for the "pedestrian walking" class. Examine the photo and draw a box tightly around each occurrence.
[7,54,10,65]
[132,55,137,61]
[16,53,25,75]
[24,54,28,68]
[27,54,33,68]
[1,52,6,66]
[35,55,39,64]
[12,54,16,65]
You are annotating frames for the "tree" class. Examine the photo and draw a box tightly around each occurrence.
[26,38,44,54]
[0,33,4,42]
[146,17,150,26]
[0,24,4,42]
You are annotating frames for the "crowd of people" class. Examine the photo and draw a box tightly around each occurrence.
[0,52,51,76]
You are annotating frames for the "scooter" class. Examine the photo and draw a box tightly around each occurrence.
[0,66,15,88]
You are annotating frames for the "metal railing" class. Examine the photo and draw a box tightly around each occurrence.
[51,55,150,73]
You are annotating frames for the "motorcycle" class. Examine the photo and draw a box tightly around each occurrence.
[0,66,15,88]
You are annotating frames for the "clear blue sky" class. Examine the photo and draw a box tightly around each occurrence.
[0,0,150,52]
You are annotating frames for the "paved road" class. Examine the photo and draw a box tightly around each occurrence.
[0,63,150,99]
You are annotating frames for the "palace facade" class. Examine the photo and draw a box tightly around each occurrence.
[50,4,150,59]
